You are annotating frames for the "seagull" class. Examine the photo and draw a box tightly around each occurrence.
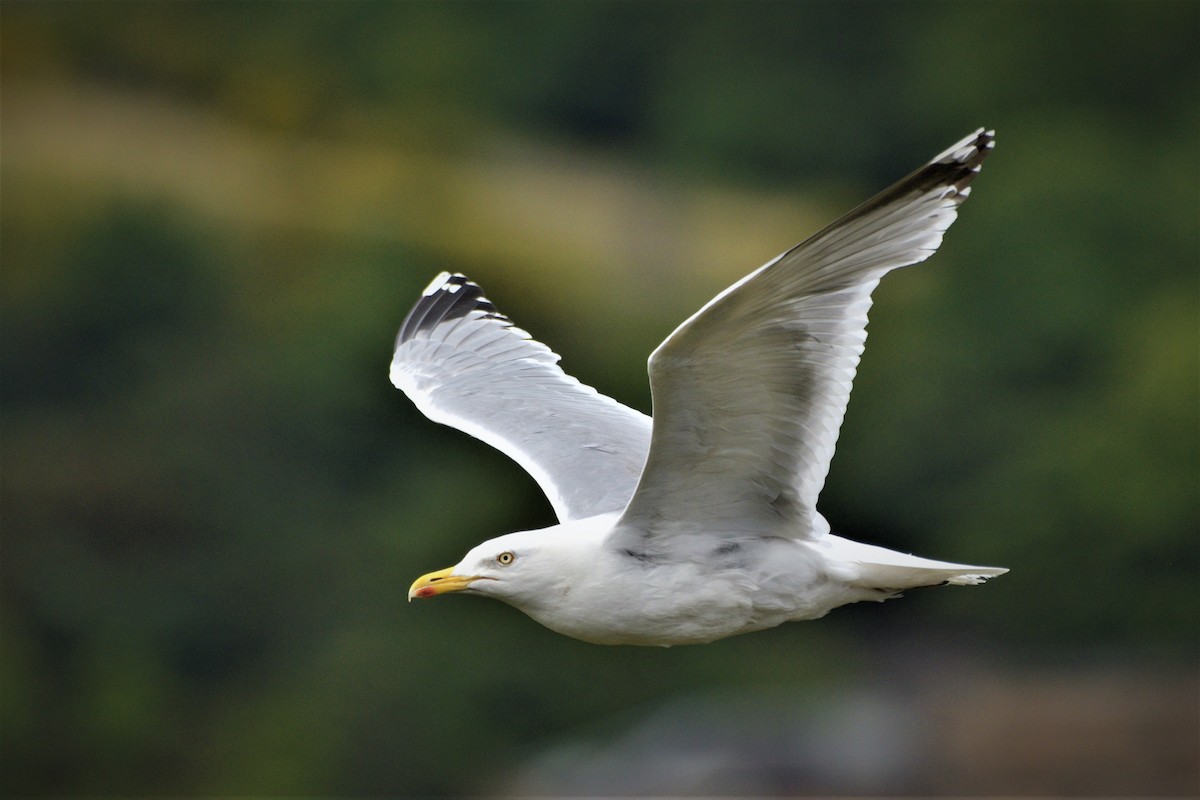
[398,128,1006,646]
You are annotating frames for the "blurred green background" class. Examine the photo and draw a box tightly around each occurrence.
[2,1,1197,796]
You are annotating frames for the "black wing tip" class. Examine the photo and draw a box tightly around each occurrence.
[846,128,995,222]
[927,127,995,199]
[395,272,508,348]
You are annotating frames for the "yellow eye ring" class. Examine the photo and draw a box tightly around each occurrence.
[496,551,515,566]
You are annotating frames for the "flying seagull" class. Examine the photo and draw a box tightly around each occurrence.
[397,128,1005,646]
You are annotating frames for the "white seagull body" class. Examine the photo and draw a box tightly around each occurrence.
[398,129,1006,646]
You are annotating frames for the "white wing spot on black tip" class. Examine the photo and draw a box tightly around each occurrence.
[839,129,994,225]
[396,273,510,347]
[420,272,452,296]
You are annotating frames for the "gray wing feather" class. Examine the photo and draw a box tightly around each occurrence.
[615,129,994,551]
[391,273,651,522]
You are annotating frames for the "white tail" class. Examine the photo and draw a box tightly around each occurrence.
[821,534,1009,590]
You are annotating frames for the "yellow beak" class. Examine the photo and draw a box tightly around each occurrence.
[408,566,481,601]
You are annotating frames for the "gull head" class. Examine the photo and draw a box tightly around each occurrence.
[407,524,600,609]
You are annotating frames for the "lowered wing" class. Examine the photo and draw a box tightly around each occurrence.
[391,272,651,522]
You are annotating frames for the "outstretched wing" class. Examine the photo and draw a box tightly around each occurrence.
[615,129,994,551]
[391,272,651,522]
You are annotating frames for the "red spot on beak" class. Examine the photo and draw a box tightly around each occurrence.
[415,586,437,598]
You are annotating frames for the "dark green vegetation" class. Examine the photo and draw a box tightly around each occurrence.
[3,2,1196,795]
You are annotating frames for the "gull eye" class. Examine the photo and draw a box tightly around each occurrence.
[496,551,516,566]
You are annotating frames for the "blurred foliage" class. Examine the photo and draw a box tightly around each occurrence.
[2,1,1197,796]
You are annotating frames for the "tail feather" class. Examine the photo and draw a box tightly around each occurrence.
[820,534,1008,591]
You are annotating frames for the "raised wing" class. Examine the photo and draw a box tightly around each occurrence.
[615,129,994,550]
[391,272,651,522]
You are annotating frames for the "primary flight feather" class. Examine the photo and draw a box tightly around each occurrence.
[395,128,1006,646]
